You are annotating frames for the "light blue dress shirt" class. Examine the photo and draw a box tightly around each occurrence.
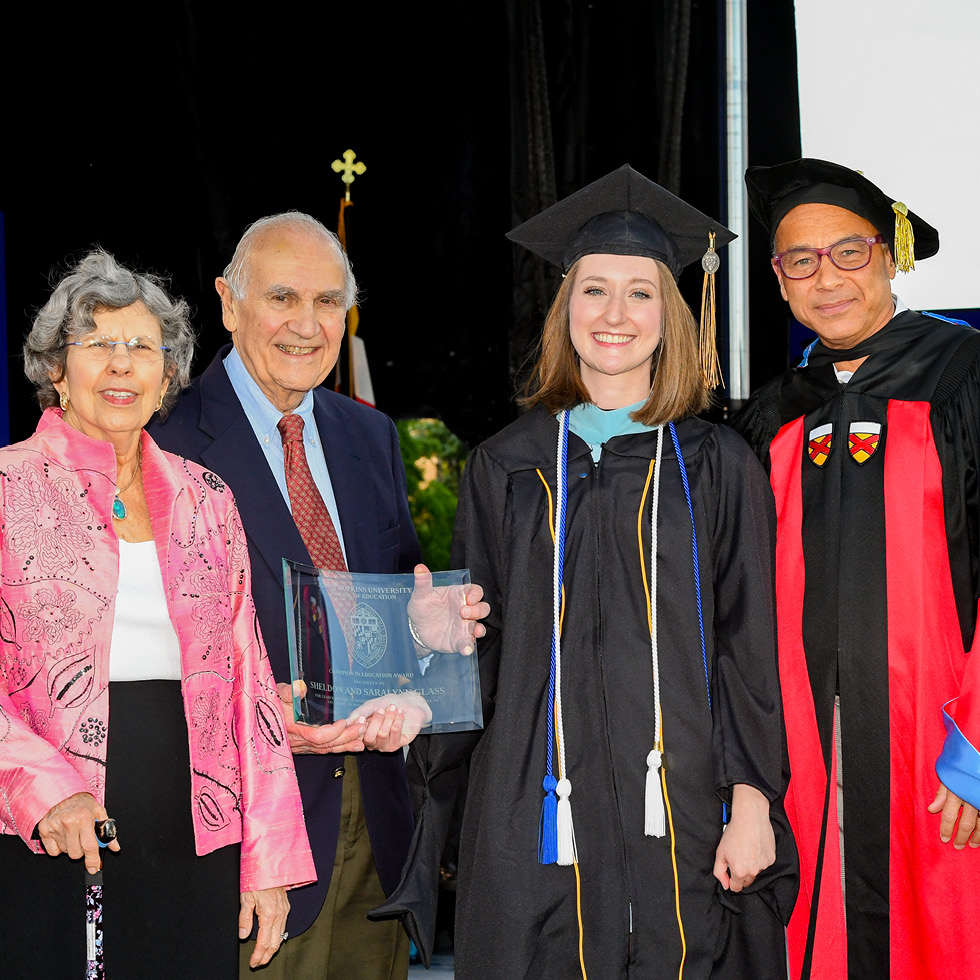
[223,347,348,562]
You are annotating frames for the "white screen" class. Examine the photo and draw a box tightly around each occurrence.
[794,0,979,311]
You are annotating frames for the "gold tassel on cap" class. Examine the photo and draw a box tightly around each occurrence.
[699,231,724,390]
[892,201,916,273]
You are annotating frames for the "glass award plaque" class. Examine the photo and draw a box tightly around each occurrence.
[283,559,483,733]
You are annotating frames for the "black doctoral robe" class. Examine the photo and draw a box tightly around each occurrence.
[730,310,980,980]
[376,407,797,980]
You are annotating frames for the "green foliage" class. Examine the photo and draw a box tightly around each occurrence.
[396,418,469,571]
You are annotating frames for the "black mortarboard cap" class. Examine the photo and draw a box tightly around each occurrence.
[744,157,939,271]
[506,164,736,280]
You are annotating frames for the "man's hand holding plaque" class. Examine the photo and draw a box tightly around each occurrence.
[406,564,489,656]
[276,680,367,755]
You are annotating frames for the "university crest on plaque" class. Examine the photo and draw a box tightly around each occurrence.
[347,603,388,668]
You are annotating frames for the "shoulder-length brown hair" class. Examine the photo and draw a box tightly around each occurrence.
[520,257,712,426]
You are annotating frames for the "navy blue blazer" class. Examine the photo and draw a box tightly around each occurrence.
[149,345,419,936]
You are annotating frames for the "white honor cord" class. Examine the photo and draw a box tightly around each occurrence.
[645,424,667,838]
[553,411,577,865]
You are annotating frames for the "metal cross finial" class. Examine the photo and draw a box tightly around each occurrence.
[331,149,366,201]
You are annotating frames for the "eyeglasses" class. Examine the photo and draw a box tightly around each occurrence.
[772,234,885,279]
[65,335,171,362]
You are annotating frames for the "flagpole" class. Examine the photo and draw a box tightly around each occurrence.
[331,149,366,401]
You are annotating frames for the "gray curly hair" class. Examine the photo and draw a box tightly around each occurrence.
[222,211,358,310]
[23,249,196,418]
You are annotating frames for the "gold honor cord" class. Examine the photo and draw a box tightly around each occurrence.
[536,467,588,980]
[637,459,688,979]
[536,469,568,637]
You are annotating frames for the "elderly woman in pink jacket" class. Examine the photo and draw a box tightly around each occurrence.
[0,250,315,978]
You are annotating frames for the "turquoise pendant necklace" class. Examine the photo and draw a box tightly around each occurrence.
[112,447,142,521]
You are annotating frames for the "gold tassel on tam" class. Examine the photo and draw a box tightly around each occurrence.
[699,232,724,389]
[892,201,916,273]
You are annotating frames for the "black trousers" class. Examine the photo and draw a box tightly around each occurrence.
[1,680,240,979]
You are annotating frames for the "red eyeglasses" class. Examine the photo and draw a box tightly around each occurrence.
[772,234,885,279]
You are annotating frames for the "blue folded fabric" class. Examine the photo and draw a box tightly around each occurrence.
[936,698,980,810]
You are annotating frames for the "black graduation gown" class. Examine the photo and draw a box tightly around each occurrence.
[730,311,980,979]
[376,407,797,980]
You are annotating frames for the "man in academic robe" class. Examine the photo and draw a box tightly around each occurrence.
[731,158,980,980]
[149,211,486,979]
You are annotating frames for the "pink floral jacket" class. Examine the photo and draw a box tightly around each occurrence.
[0,409,315,893]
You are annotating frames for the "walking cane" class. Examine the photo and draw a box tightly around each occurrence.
[86,817,117,979]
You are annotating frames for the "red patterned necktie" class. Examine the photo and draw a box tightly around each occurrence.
[278,413,354,674]
[277,413,346,572]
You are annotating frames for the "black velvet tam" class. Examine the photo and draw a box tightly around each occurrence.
[744,156,939,259]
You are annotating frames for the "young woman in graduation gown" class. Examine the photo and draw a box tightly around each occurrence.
[376,166,798,980]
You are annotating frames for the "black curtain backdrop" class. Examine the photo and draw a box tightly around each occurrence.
[1,0,799,448]
[744,0,804,402]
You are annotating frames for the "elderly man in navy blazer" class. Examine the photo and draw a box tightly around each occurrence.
[150,211,486,979]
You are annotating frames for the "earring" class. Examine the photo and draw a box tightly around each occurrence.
[155,393,164,412]
[59,390,69,411]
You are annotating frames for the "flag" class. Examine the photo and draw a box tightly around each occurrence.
[336,198,376,407]
[350,335,376,407]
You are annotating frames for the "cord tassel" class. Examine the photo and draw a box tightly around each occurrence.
[538,412,570,867]
[643,429,669,839]
[538,774,558,864]
[555,777,578,865]
[644,749,666,837]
